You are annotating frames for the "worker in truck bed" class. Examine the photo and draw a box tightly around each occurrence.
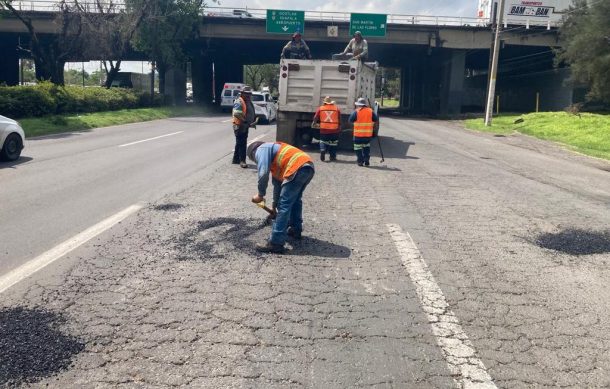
[280,31,312,59]
[341,31,368,61]
[312,96,341,162]
[349,97,379,166]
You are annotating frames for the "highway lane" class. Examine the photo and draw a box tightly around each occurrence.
[0,115,273,276]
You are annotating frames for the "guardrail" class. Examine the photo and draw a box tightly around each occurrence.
[3,2,561,28]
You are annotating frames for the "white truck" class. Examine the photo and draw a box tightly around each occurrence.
[276,59,379,148]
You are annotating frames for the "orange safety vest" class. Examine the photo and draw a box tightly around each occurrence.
[353,107,374,138]
[232,97,247,125]
[319,104,340,134]
[270,143,313,181]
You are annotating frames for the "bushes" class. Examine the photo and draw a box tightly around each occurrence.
[0,82,155,118]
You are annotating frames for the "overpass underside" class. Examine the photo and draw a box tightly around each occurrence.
[0,15,573,114]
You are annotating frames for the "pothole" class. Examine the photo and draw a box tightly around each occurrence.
[535,228,610,255]
[175,217,263,260]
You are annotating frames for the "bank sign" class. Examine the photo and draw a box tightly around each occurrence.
[477,0,571,26]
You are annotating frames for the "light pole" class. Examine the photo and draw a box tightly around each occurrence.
[484,0,505,126]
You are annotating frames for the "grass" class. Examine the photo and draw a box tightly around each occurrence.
[464,112,610,161]
[19,106,215,138]
[379,98,399,108]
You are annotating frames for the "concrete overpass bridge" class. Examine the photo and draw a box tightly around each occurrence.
[0,6,569,114]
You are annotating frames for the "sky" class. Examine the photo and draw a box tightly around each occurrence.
[213,0,478,17]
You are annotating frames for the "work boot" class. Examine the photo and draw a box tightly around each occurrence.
[255,242,285,253]
[330,154,337,161]
[287,227,302,240]
[320,152,326,161]
[240,161,248,168]
[357,162,364,166]
[364,160,370,166]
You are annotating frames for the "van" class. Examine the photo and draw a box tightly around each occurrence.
[221,83,247,111]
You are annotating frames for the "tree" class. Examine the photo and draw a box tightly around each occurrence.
[244,64,280,93]
[557,0,610,104]
[129,0,210,93]
[69,0,151,88]
[1,0,87,84]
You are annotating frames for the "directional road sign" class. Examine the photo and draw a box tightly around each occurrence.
[349,13,387,37]
[266,10,305,34]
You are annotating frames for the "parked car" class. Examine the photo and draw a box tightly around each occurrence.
[0,115,25,162]
[251,90,277,124]
[206,9,255,18]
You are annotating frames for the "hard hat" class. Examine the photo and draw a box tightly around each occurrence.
[323,96,335,104]
[355,97,367,106]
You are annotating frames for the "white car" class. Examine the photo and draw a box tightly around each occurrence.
[251,91,277,124]
[0,115,25,162]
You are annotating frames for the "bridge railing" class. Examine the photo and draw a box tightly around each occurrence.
[3,3,560,28]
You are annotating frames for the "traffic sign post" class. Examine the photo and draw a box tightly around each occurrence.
[266,10,305,34]
[349,13,387,37]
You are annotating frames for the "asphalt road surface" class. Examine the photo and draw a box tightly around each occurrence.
[0,116,270,275]
[1,115,609,388]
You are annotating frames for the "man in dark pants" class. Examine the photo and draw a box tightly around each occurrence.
[232,86,255,168]
[247,141,315,253]
[349,97,379,166]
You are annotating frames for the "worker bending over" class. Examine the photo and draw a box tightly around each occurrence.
[248,141,315,253]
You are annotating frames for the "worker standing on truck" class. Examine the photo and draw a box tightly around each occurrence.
[232,86,256,168]
[247,141,315,253]
[280,31,312,59]
[341,31,368,61]
[312,96,341,162]
[349,97,378,166]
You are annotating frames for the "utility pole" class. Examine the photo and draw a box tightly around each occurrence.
[485,0,505,126]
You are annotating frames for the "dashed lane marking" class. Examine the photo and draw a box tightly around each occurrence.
[118,131,183,148]
[0,205,143,294]
[387,223,497,389]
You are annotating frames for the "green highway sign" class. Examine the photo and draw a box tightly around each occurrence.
[266,9,305,34]
[349,13,387,37]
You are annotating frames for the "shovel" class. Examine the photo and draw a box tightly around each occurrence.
[252,199,276,225]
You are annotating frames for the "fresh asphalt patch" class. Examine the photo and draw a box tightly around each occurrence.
[174,217,264,260]
[152,203,184,211]
[0,307,84,387]
[535,228,610,256]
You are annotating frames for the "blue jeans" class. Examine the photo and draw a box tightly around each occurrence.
[270,166,315,245]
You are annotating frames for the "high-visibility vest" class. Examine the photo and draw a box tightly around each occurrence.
[270,143,313,181]
[319,104,340,134]
[232,97,247,125]
[353,107,374,138]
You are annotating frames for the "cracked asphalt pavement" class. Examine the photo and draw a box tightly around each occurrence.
[2,117,610,388]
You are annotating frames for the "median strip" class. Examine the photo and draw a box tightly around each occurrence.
[0,205,142,294]
[387,223,497,388]
[118,131,183,148]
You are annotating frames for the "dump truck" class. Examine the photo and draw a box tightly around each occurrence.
[276,59,379,148]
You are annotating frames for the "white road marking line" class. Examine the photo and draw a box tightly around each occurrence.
[221,119,233,123]
[0,205,143,294]
[118,131,183,148]
[387,224,497,389]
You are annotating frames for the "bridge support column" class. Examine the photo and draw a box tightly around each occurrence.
[440,49,466,116]
[0,38,20,86]
[164,65,187,106]
[192,56,214,105]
